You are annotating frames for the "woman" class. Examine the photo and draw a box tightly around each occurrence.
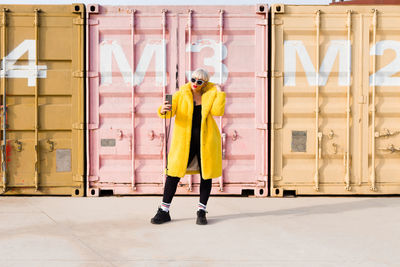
[151,68,226,225]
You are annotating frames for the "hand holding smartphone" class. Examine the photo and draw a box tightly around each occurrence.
[165,94,172,106]
[161,94,172,114]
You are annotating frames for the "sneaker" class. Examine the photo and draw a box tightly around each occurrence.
[151,207,171,224]
[196,209,208,225]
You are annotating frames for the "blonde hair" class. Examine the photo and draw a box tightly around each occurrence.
[191,68,209,82]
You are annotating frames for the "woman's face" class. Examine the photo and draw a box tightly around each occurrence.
[190,77,206,93]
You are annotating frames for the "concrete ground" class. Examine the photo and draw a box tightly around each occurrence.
[0,196,399,266]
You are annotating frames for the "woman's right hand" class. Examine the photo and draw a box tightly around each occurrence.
[160,100,172,114]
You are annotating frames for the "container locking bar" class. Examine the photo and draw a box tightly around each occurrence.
[130,9,137,191]
[313,10,321,192]
[161,9,167,188]
[34,8,40,191]
[0,8,7,193]
[370,9,378,192]
[187,9,193,79]
[187,9,193,192]
[218,9,224,192]
[221,133,227,159]
[345,10,352,191]
[357,14,363,186]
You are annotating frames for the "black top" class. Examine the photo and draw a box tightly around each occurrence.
[192,104,202,130]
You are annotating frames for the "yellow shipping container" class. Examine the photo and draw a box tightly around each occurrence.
[271,4,400,196]
[0,4,84,196]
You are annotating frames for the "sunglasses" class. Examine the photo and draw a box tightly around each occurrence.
[191,78,205,86]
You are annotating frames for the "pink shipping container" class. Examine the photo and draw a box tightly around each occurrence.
[86,5,268,197]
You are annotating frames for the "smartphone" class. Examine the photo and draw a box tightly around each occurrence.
[165,94,172,107]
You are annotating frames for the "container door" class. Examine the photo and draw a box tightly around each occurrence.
[0,5,84,196]
[272,5,356,196]
[87,8,176,196]
[367,9,400,193]
[176,6,268,196]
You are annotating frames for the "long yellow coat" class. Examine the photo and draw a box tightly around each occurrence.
[157,82,226,179]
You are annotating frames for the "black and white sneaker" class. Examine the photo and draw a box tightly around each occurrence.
[196,209,208,225]
[151,207,171,224]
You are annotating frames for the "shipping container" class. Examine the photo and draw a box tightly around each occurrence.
[271,4,400,196]
[0,4,85,196]
[86,5,268,197]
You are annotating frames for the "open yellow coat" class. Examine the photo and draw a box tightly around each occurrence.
[157,82,226,179]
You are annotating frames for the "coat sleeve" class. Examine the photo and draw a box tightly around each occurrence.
[210,91,226,116]
[157,91,180,119]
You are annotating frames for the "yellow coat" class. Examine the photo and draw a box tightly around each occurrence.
[157,82,226,179]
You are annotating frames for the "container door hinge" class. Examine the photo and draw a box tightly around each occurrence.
[73,71,84,78]
[273,19,283,26]
[73,18,84,25]
[256,177,267,187]
[73,175,84,182]
[72,123,84,130]
[271,72,283,78]
[256,123,268,130]
[88,19,99,25]
[256,19,268,26]
[87,71,99,78]
[88,175,99,182]
[256,72,268,78]
[87,123,99,130]
[274,123,282,130]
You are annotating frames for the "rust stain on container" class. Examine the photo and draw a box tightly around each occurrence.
[0,4,85,196]
[271,4,400,196]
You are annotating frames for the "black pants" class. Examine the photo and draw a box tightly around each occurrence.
[162,127,212,205]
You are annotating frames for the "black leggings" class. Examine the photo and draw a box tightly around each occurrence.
[162,129,212,205]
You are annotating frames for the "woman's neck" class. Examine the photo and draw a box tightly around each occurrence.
[192,89,202,96]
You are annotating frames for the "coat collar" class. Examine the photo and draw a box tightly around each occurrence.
[181,82,217,121]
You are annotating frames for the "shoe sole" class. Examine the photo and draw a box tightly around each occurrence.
[151,218,171,224]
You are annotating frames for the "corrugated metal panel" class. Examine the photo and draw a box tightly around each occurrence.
[271,4,400,196]
[87,5,268,197]
[0,4,85,196]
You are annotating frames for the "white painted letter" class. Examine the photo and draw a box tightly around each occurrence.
[186,39,228,84]
[370,40,400,86]
[284,40,350,86]
[100,40,165,86]
[1,40,47,87]
[100,40,132,85]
